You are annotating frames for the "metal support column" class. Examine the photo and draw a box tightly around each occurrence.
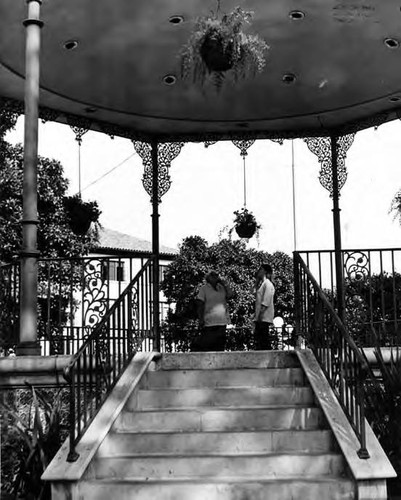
[151,141,161,352]
[331,135,345,322]
[17,0,43,356]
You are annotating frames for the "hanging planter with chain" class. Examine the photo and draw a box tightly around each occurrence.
[64,194,101,235]
[180,2,269,88]
[233,207,261,238]
[229,140,261,240]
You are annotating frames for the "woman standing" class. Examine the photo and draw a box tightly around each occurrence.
[194,270,233,351]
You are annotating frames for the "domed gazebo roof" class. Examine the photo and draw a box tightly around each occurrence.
[1,0,400,141]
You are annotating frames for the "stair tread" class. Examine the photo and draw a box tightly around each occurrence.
[110,429,331,435]
[85,476,351,484]
[97,451,341,458]
[135,406,316,412]
[139,386,310,391]
[129,404,317,412]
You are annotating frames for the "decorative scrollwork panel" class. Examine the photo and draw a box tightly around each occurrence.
[232,139,255,157]
[133,141,184,203]
[66,115,92,145]
[304,134,355,197]
[83,260,108,336]
[344,251,370,282]
[343,251,371,339]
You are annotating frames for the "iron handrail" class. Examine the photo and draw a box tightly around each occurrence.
[64,259,153,462]
[294,252,370,459]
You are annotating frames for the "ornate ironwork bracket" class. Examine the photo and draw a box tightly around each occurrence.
[205,138,283,151]
[232,139,255,157]
[304,134,355,197]
[39,107,60,124]
[133,141,184,203]
[67,116,92,145]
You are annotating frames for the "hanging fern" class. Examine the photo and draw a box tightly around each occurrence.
[180,6,269,89]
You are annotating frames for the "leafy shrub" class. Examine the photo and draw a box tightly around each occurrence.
[0,386,69,499]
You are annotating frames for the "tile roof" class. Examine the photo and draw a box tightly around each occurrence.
[94,227,178,256]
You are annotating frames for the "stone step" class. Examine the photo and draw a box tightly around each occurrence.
[92,453,345,480]
[113,407,325,433]
[78,478,355,500]
[135,387,314,409]
[158,351,299,370]
[144,368,305,389]
[98,430,335,457]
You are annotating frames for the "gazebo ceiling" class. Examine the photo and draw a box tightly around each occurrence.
[1,0,401,141]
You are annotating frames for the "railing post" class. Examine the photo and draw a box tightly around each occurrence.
[151,141,161,352]
[331,135,346,324]
[356,368,370,459]
[65,368,79,462]
[293,253,302,347]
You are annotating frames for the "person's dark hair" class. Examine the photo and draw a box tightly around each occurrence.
[261,263,273,275]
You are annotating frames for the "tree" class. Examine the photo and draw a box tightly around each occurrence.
[345,272,401,346]
[0,141,99,262]
[0,139,101,351]
[161,236,294,351]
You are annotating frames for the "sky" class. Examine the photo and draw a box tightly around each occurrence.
[5,117,401,255]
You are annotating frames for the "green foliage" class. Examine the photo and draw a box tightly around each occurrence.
[345,272,401,346]
[0,141,100,262]
[0,103,19,138]
[0,386,69,499]
[64,194,101,236]
[363,338,401,497]
[180,5,269,88]
[0,140,101,349]
[161,236,294,351]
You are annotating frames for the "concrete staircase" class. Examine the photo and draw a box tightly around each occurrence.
[78,351,356,499]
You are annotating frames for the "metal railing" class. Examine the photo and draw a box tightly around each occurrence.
[64,259,154,462]
[294,253,370,459]
[0,262,20,352]
[298,248,401,347]
[0,256,170,354]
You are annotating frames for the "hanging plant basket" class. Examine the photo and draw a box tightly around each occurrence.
[180,6,269,88]
[200,34,234,72]
[233,207,261,239]
[64,195,101,235]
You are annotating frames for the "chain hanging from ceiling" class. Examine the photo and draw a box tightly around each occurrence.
[304,134,355,197]
[133,141,184,203]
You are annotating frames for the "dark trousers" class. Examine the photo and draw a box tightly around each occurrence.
[254,321,273,350]
[191,325,226,352]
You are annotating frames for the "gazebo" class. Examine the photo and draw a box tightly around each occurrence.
[0,1,400,498]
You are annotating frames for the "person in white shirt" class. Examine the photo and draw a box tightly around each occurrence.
[254,263,275,350]
[194,270,233,351]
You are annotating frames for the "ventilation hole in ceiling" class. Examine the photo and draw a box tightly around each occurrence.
[282,73,296,84]
[384,38,399,48]
[236,122,249,128]
[63,40,78,50]
[84,107,97,113]
[289,11,305,20]
[389,96,401,102]
[163,75,177,85]
[169,15,184,24]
